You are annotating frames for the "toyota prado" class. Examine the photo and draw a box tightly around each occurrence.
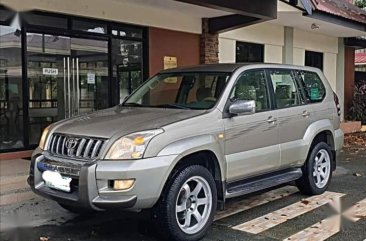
[29,63,343,241]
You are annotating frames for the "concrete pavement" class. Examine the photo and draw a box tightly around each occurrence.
[0,146,365,241]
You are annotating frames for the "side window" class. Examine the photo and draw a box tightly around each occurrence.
[297,71,326,103]
[230,70,270,112]
[268,69,304,108]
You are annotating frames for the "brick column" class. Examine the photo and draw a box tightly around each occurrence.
[200,18,219,64]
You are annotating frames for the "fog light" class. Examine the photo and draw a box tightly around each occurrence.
[113,179,135,190]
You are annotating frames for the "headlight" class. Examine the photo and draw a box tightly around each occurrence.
[105,129,164,160]
[39,125,51,150]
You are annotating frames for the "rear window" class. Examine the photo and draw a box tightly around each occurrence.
[296,71,326,103]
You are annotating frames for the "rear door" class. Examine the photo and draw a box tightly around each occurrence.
[266,68,311,168]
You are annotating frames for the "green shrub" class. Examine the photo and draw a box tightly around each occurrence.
[355,0,366,9]
[348,80,366,124]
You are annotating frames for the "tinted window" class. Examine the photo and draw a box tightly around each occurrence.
[112,39,144,102]
[22,13,68,29]
[297,71,326,102]
[305,51,323,70]
[236,41,264,63]
[0,25,24,150]
[0,8,15,23]
[230,70,269,112]
[268,69,304,108]
[72,20,107,34]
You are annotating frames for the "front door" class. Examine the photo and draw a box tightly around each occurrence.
[224,69,280,182]
[26,33,109,145]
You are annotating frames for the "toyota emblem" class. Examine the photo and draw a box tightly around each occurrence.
[65,137,79,155]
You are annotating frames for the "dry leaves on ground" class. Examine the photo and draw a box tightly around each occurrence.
[344,132,366,148]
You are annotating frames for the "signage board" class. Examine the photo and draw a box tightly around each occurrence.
[43,68,58,76]
[164,56,177,70]
[87,73,96,84]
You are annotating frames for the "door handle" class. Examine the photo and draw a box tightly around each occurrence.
[267,116,277,124]
[302,110,310,118]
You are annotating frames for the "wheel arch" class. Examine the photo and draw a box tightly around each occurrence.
[304,119,336,150]
[303,119,336,170]
[157,136,226,210]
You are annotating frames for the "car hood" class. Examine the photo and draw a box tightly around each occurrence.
[51,106,206,138]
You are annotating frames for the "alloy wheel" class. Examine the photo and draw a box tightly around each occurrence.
[312,149,331,189]
[175,176,213,235]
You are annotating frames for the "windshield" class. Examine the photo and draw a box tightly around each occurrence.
[123,72,231,110]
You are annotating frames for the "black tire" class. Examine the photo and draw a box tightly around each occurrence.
[296,142,333,195]
[153,165,217,241]
[58,202,95,214]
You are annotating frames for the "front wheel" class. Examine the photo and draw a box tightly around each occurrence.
[153,165,217,241]
[296,142,333,195]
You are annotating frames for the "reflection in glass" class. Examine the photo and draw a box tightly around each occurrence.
[112,39,143,102]
[72,20,107,34]
[26,34,110,145]
[111,26,143,39]
[0,25,24,150]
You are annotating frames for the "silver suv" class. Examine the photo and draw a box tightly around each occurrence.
[29,64,343,241]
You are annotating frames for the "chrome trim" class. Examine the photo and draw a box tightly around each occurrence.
[67,57,71,118]
[48,134,106,160]
[91,140,102,159]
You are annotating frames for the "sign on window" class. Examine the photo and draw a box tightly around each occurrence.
[42,68,58,76]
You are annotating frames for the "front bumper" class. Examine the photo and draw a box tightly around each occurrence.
[28,148,177,211]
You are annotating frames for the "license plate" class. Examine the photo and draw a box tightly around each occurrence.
[42,170,72,193]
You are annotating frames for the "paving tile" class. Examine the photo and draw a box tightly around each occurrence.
[232,191,345,234]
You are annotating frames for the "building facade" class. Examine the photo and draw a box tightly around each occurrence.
[0,0,365,155]
[219,0,366,119]
[0,0,278,154]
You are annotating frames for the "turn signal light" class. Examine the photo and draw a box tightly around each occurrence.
[113,179,135,190]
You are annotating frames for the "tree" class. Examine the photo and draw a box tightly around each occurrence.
[355,0,366,9]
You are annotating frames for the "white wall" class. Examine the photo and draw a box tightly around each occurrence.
[293,29,339,90]
[219,24,339,91]
[1,0,202,33]
[219,22,284,63]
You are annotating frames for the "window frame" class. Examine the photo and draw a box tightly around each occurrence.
[265,68,307,110]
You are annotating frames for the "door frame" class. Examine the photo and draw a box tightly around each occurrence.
[23,28,111,149]
[13,11,149,152]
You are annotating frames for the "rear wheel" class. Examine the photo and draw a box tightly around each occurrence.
[153,165,217,241]
[296,142,333,195]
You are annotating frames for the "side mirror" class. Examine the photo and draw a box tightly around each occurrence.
[229,100,256,116]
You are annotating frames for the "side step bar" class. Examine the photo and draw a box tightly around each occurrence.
[226,168,302,199]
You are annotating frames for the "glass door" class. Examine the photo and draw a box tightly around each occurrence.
[26,33,109,145]
[71,38,109,115]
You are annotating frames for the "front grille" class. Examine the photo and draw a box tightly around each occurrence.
[48,134,106,160]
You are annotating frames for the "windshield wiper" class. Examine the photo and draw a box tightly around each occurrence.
[155,104,191,110]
